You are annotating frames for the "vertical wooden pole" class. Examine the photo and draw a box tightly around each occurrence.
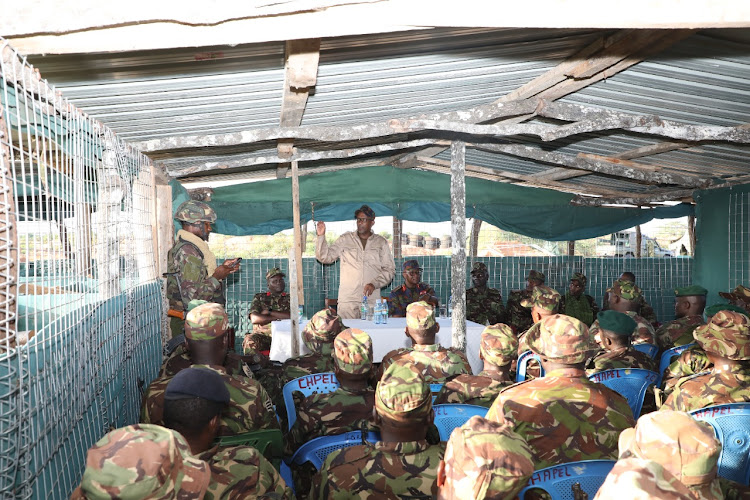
[393,217,402,259]
[688,215,696,256]
[635,225,642,259]
[290,159,303,356]
[450,141,467,352]
[568,240,575,256]
[288,247,300,357]
[470,218,482,258]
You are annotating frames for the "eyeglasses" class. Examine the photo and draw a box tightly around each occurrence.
[405,270,422,276]
[355,217,374,222]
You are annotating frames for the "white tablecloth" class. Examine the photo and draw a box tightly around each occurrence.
[269,317,485,374]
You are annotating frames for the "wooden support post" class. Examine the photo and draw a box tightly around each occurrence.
[450,141,467,352]
[288,247,300,358]
[568,241,575,256]
[290,159,304,356]
[470,218,482,258]
[393,217,402,259]
[635,225,642,259]
[688,215,696,256]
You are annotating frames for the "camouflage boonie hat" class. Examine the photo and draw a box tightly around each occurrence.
[471,262,488,275]
[174,200,217,224]
[185,302,228,341]
[520,284,561,312]
[402,259,422,272]
[694,310,750,360]
[596,457,696,499]
[526,270,545,283]
[527,314,597,364]
[302,308,346,348]
[704,303,748,318]
[718,284,750,304]
[334,328,373,375]
[406,301,437,330]
[74,424,210,499]
[375,361,432,424]
[610,279,643,301]
[355,204,376,219]
[441,416,534,500]
[619,411,720,488]
[265,267,285,280]
[570,272,587,286]
[479,324,518,367]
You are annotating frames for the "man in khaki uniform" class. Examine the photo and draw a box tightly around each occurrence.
[315,205,395,319]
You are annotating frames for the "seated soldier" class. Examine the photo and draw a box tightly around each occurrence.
[281,307,346,383]
[465,262,506,325]
[506,270,545,334]
[607,411,750,498]
[163,367,293,499]
[586,310,657,375]
[602,271,658,326]
[662,309,750,412]
[590,279,656,346]
[244,267,290,354]
[389,259,439,317]
[719,284,750,314]
[380,301,471,383]
[434,323,517,407]
[656,285,707,352]
[141,301,279,436]
[517,284,560,351]
[71,424,210,499]
[311,363,445,499]
[558,272,599,326]
[436,416,534,500]
[487,314,635,469]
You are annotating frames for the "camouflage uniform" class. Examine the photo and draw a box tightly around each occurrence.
[506,270,545,333]
[438,416,534,500]
[661,344,711,397]
[602,280,658,326]
[586,346,658,375]
[558,272,599,326]
[245,267,291,353]
[487,314,635,469]
[663,310,750,412]
[592,281,657,346]
[71,424,210,499]
[434,324,516,407]
[311,363,444,500]
[516,284,561,355]
[199,444,294,499]
[160,344,247,378]
[465,262,506,325]
[594,458,695,500]
[656,315,705,351]
[380,301,471,383]
[281,308,346,383]
[388,282,437,317]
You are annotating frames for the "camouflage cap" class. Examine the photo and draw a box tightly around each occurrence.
[704,303,748,318]
[694,309,750,360]
[174,200,217,224]
[74,424,210,499]
[375,361,432,424]
[334,328,373,375]
[526,270,545,283]
[185,302,228,341]
[440,416,534,500]
[479,324,518,367]
[597,310,637,338]
[610,279,643,301]
[265,267,285,280]
[595,458,695,500]
[471,262,488,275]
[718,284,750,304]
[165,367,230,404]
[570,272,587,286]
[354,204,376,219]
[619,410,720,487]
[402,259,422,272]
[527,314,597,364]
[520,284,561,312]
[674,285,708,297]
[302,308,346,349]
[406,301,437,330]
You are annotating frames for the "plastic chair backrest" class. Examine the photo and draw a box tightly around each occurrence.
[279,462,294,495]
[433,404,489,441]
[518,460,616,500]
[632,343,659,359]
[588,368,658,419]
[658,342,696,385]
[216,428,283,462]
[430,383,443,403]
[290,431,381,470]
[691,403,750,485]
[283,372,340,430]
[516,350,545,383]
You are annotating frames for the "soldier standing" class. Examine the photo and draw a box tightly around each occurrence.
[506,270,545,334]
[655,285,707,351]
[245,267,291,354]
[465,262,506,326]
[558,272,599,326]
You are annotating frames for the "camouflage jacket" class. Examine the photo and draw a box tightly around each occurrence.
[602,292,658,326]
[586,347,658,376]
[311,440,445,500]
[160,345,246,378]
[166,237,224,310]
[661,345,711,395]
[656,315,705,351]
[559,293,600,326]
[590,311,656,346]
[281,344,336,384]
[433,371,513,407]
[250,291,290,335]
[141,364,279,436]
[388,283,436,317]
[380,344,472,383]
[662,365,750,412]
[593,457,697,500]
[486,369,635,469]
[199,445,294,499]
[506,290,534,333]
[465,287,506,326]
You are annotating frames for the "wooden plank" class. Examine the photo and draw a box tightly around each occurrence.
[156,183,173,284]
[450,141,467,352]
[392,217,402,259]
[470,219,482,258]
[291,159,304,308]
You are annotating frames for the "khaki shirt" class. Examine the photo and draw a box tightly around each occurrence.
[316,232,395,311]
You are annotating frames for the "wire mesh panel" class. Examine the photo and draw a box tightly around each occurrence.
[0,39,164,498]
[729,192,750,289]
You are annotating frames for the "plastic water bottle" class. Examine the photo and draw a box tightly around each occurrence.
[298,305,304,323]
[382,299,388,324]
[361,295,368,320]
[448,295,453,318]
[373,299,381,324]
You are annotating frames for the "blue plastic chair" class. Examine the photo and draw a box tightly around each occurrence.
[433,404,488,441]
[518,460,616,499]
[516,350,545,383]
[632,342,659,359]
[430,383,443,403]
[691,403,750,485]
[588,368,658,419]
[289,431,381,470]
[282,372,340,430]
[658,342,696,385]
[279,462,295,495]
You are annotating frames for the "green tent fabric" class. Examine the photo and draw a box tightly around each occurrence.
[173,166,693,240]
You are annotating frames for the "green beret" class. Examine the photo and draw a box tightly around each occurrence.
[597,310,637,337]
[674,285,708,297]
[705,303,749,318]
